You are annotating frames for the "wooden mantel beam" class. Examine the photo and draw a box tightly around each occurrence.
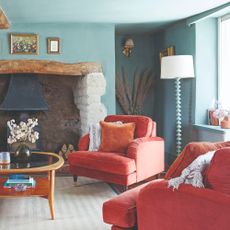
[0,60,103,76]
[0,8,10,29]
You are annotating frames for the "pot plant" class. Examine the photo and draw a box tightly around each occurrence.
[7,118,39,162]
[213,108,230,129]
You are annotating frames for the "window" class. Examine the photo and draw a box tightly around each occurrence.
[219,15,230,109]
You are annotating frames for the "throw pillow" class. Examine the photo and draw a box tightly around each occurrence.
[88,121,123,151]
[99,121,136,153]
[205,147,230,194]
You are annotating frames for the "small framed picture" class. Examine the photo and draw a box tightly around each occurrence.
[47,37,60,54]
[10,33,39,55]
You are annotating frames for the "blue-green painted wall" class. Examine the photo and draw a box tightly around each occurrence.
[0,23,116,114]
[154,18,218,164]
[154,20,196,163]
[195,19,218,124]
[1,20,217,164]
[115,33,156,117]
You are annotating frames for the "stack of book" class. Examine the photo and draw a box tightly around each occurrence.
[4,174,36,188]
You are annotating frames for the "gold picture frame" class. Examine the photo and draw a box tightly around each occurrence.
[10,33,39,55]
[47,37,60,54]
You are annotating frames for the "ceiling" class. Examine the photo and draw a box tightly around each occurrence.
[1,0,229,33]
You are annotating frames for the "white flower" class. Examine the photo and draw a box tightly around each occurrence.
[213,109,228,120]
[7,118,39,144]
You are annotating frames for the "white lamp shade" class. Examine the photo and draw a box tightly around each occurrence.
[161,55,195,79]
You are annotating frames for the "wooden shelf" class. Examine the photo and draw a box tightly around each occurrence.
[0,60,102,76]
[0,177,49,198]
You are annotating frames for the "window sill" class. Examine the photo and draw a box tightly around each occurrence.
[193,124,230,134]
[193,124,230,142]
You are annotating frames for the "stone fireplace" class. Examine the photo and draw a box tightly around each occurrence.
[0,60,107,152]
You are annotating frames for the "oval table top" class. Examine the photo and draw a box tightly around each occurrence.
[0,152,64,174]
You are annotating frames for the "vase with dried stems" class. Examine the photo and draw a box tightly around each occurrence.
[116,67,155,114]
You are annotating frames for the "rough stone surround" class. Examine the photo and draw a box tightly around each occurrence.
[74,72,107,135]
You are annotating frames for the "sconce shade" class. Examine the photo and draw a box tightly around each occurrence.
[161,55,195,79]
[124,38,134,48]
[123,38,134,57]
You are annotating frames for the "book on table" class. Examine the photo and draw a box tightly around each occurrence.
[8,174,31,180]
[4,174,36,188]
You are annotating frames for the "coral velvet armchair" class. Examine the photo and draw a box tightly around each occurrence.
[103,140,230,230]
[68,115,164,187]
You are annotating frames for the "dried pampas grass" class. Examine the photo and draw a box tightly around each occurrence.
[116,67,155,114]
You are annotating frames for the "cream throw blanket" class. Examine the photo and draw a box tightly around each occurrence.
[168,150,216,190]
[88,123,101,151]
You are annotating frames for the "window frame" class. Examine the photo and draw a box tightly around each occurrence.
[218,14,230,107]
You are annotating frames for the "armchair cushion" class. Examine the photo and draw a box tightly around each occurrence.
[68,151,136,175]
[206,147,230,194]
[99,121,136,153]
[105,115,154,138]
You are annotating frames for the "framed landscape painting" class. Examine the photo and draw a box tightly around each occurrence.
[10,33,39,55]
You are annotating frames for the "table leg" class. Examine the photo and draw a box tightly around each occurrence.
[48,170,55,220]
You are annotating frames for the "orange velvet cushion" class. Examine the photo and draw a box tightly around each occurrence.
[205,147,230,194]
[99,121,136,153]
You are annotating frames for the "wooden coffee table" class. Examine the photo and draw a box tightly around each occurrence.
[0,152,64,219]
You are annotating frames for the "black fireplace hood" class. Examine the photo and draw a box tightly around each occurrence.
[0,74,48,111]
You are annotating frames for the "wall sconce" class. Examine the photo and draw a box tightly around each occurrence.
[159,46,175,61]
[122,38,134,57]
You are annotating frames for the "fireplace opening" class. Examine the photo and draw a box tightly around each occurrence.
[0,74,80,153]
[0,73,48,153]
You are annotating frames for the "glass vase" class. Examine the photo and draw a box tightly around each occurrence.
[15,142,31,163]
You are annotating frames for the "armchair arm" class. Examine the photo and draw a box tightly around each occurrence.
[78,134,90,151]
[137,180,230,230]
[127,137,164,182]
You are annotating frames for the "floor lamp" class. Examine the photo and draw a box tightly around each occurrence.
[161,55,195,155]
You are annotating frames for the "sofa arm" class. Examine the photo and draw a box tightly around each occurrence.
[103,179,163,229]
[137,180,230,230]
[103,182,148,229]
[127,137,164,182]
[78,134,90,151]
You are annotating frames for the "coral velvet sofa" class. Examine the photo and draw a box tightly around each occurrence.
[103,141,230,230]
[68,115,164,187]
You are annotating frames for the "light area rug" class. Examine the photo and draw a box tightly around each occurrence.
[0,176,116,230]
